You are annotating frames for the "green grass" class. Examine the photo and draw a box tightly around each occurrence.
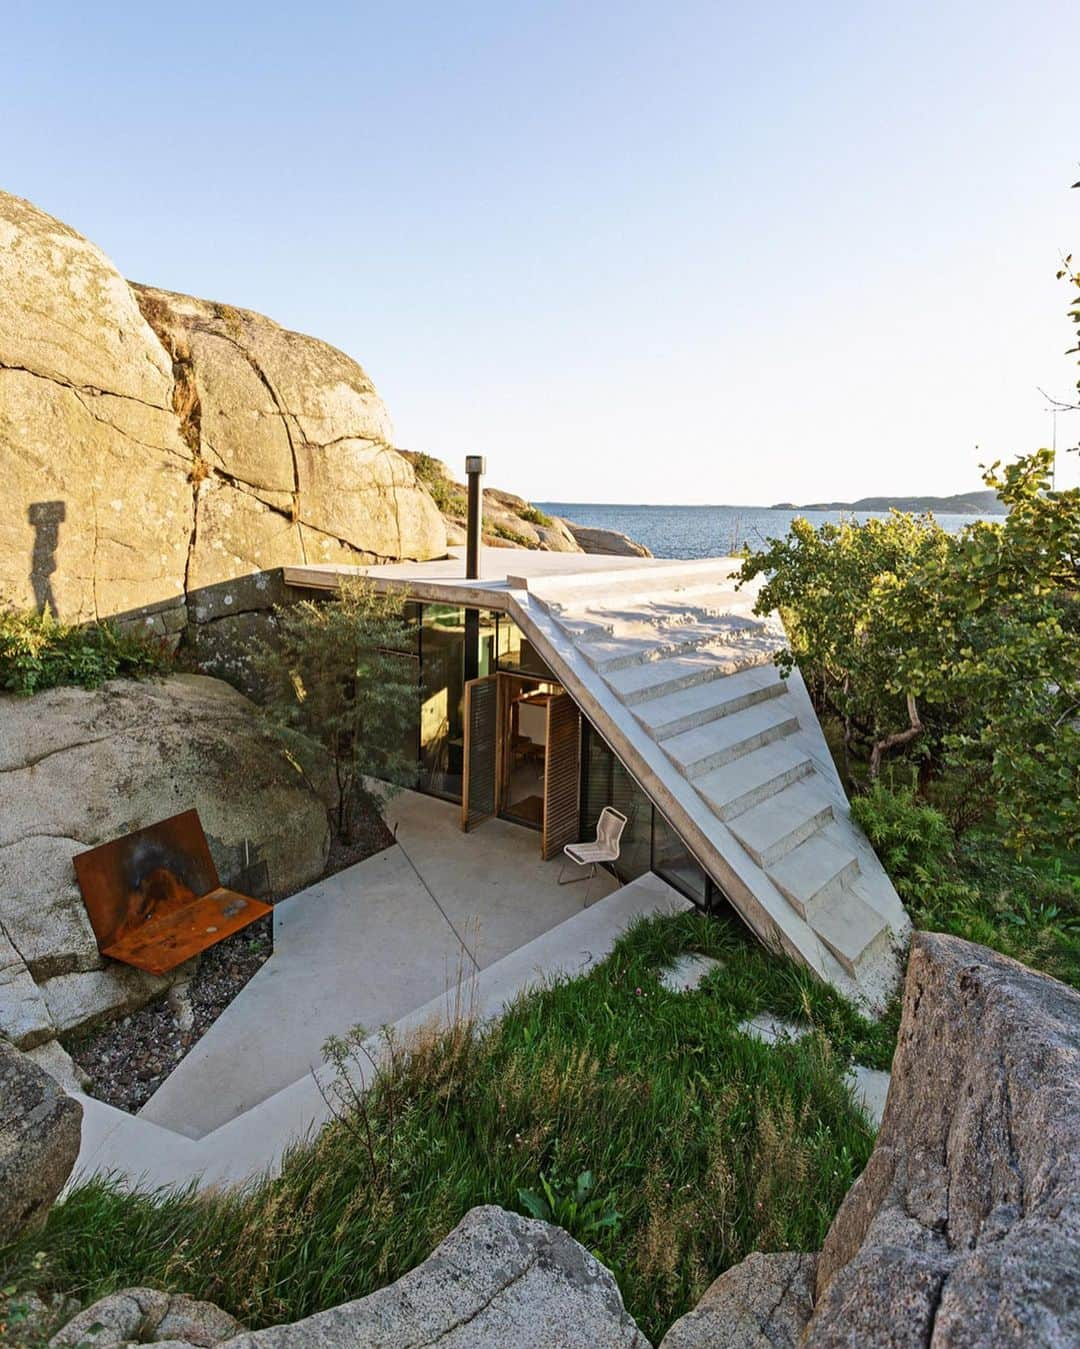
[0,911,886,1343]
[0,609,173,695]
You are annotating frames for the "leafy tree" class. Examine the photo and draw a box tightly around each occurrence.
[257,581,418,840]
[738,450,1080,853]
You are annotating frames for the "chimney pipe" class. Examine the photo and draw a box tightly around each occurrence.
[463,456,485,684]
[465,455,485,580]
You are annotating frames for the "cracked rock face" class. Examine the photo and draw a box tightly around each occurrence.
[0,190,446,641]
[0,1036,82,1240]
[0,673,332,1046]
[806,932,1080,1347]
[51,1206,650,1348]
[658,1252,816,1348]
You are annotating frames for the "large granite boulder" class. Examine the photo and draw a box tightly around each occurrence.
[0,190,446,672]
[51,1207,649,1347]
[564,521,653,557]
[0,191,192,627]
[806,932,1080,1347]
[0,1037,82,1238]
[0,674,332,1045]
[659,1252,816,1348]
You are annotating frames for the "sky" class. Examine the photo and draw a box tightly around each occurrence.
[3,1,1078,505]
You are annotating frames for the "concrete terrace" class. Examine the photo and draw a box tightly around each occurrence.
[285,549,912,1009]
[70,795,691,1191]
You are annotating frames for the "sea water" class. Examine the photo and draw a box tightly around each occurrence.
[536,503,1001,562]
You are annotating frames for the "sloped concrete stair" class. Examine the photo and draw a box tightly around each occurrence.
[504,560,910,1007]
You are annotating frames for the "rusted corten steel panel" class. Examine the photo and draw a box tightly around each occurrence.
[73,809,272,976]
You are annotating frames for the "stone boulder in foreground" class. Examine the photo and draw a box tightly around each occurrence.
[660,932,1080,1347]
[0,674,332,1048]
[50,1206,648,1348]
[0,1037,82,1239]
[807,931,1080,1346]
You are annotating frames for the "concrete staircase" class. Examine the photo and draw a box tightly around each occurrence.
[506,560,910,1008]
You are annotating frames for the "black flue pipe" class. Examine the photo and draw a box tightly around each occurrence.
[463,456,485,682]
[465,455,485,580]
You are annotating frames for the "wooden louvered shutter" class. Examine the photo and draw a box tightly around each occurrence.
[542,692,581,859]
[462,675,498,831]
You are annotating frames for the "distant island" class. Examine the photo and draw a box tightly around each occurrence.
[771,489,1006,515]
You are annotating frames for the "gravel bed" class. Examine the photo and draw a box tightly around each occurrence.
[67,800,395,1115]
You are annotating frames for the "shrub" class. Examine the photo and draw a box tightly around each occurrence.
[516,505,554,528]
[255,582,418,841]
[0,609,172,695]
[410,453,468,516]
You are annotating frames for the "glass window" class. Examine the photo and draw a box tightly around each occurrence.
[495,614,557,681]
[651,810,711,907]
[579,720,651,881]
[419,603,467,799]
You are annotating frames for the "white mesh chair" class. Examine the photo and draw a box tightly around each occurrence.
[558,807,627,905]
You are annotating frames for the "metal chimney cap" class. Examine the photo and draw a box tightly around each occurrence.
[465,455,486,475]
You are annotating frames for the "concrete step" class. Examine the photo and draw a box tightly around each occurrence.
[603,648,775,707]
[769,824,862,918]
[632,665,786,739]
[726,779,835,867]
[809,882,892,976]
[661,700,800,779]
[577,622,737,673]
[696,741,815,822]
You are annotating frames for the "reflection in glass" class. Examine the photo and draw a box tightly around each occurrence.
[420,604,466,798]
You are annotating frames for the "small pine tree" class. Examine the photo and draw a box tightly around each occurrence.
[257,581,417,840]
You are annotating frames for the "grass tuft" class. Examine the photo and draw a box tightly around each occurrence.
[0,911,885,1343]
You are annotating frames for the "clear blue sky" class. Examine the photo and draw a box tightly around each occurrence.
[3,1,1078,504]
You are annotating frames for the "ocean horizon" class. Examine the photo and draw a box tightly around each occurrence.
[536,501,1002,562]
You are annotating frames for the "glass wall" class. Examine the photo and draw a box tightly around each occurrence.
[418,604,467,798]
[495,614,557,681]
[579,716,718,908]
[580,720,652,880]
[650,810,713,908]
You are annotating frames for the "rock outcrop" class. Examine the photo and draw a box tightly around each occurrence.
[659,1252,817,1348]
[0,190,446,668]
[0,673,332,1047]
[805,932,1080,1346]
[49,1207,648,1348]
[0,1037,82,1239]
[565,522,653,558]
[401,450,653,559]
[50,1288,243,1347]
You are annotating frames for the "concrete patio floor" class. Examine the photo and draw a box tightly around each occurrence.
[139,789,617,1138]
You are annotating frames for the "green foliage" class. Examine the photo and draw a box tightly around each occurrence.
[516,504,555,528]
[492,522,531,545]
[0,911,885,1344]
[517,1171,622,1252]
[0,609,172,695]
[739,450,1080,854]
[256,582,418,841]
[410,453,468,516]
[853,781,1080,986]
